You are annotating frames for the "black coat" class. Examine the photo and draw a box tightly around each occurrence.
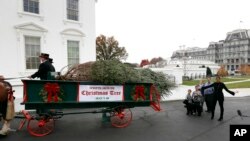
[51,64,55,72]
[201,82,235,101]
[31,60,55,80]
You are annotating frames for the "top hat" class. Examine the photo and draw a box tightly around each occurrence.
[49,58,53,63]
[39,53,49,59]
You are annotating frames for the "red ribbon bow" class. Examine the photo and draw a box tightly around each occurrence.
[134,85,145,101]
[44,83,60,102]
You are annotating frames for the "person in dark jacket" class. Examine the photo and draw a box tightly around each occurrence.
[28,53,54,80]
[48,58,55,72]
[202,76,214,113]
[201,75,236,121]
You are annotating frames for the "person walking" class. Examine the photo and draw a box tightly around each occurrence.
[202,76,214,113]
[28,53,54,80]
[201,75,236,121]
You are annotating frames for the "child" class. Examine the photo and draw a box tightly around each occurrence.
[184,89,193,115]
[192,85,203,116]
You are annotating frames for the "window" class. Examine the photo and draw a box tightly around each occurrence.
[236,65,239,70]
[23,0,39,14]
[67,40,79,65]
[231,65,234,71]
[67,0,79,21]
[25,36,40,69]
[231,33,241,40]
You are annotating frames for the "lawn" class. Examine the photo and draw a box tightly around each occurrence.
[225,81,250,89]
[183,78,246,86]
[182,80,201,86]
[182,76,250,87]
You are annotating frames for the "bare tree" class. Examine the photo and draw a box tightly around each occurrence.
[96,34,128,61]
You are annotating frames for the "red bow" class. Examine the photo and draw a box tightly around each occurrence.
[44,83,60,102]
[134,85,145,101]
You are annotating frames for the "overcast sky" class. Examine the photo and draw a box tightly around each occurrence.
[95,0,250,63]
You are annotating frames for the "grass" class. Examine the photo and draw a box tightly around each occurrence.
[183,76,250,88]
[216,77,247,83]
[183,77,246,86]
[182,80,200,86]
[225,81,250,89]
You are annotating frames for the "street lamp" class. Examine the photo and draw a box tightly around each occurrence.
[179,45,188,77]
[179,45,193,79]
[183,56,192,78]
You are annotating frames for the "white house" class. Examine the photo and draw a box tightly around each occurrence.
[0,0,96,85]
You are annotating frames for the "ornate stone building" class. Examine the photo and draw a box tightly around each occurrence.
[223,29,250,71]
[171,29,250,72]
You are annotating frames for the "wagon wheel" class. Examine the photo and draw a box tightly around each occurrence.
[110,106,132,128]
[27,114,55,137]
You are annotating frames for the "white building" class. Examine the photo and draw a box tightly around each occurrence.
[150,67,183,85]
[148,59,220,85]
[0,0,96,84]
[169,59,219,78]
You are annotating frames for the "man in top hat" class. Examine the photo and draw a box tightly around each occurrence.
[48,58,55,72]
[28,53,55,80]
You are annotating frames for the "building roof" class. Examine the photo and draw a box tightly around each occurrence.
[225,29,250,41]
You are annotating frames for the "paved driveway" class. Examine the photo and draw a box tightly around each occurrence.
[1,97,250,141]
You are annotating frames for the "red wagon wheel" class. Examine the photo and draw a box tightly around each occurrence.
[110,106,132,128]
[27,115,55,137]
